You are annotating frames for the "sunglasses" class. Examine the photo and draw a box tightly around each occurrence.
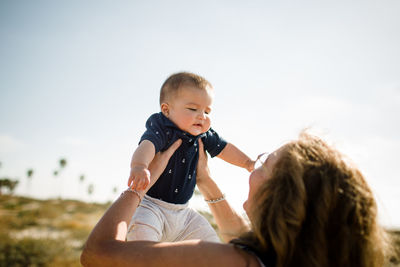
[254,152,269,169]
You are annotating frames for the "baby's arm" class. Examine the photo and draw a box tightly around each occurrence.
[128,140,156,190]
[217,143,255,172]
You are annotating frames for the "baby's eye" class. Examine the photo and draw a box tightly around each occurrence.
[187,108,197,111]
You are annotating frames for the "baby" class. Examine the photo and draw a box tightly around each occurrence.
[127,72,254,242]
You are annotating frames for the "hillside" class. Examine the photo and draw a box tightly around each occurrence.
[0,194,399,266]
[0,194,108,266]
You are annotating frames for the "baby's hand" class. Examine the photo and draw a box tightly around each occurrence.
[245,159,256,172]
[128,165,151,190]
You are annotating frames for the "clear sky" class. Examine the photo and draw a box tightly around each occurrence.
[1,0,399,228]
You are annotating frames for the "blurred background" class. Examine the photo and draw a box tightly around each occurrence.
[1,1,399,264]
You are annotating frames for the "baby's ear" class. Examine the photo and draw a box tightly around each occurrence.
[160,103,169,116]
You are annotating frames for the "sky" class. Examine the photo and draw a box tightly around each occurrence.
[0,0,399,228]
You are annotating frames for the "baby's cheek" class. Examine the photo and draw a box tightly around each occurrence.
[204,118,211,131]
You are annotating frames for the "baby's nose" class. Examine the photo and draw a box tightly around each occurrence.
[197,112,206,119]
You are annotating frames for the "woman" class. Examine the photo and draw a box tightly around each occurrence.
[81,133,389,267]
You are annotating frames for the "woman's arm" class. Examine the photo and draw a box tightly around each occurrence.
[81,139,257,267]
[197,140,251,243]
[82,139,181,264]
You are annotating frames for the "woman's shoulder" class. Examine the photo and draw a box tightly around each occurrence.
[230,239,276,267]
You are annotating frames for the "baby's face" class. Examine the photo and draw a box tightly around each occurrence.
[162,86,213,136]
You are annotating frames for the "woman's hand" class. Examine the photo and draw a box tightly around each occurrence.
[195,139,250,243]
[81,138,182,265]
[143,139,182,192]
[196,139,212,186]
[196,139,222,202]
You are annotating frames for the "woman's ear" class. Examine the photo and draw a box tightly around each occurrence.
[161,103,169,117]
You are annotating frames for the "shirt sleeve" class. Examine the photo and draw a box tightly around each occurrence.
[139,114,167,153]
[201,128,228,158]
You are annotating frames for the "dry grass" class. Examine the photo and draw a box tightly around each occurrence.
[0,194,109,266]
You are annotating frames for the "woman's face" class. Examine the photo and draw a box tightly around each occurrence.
[243,147,282,220]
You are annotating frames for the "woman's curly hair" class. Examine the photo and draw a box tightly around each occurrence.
[233,132,390,267]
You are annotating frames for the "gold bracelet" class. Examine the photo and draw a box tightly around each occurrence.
[122,188,143,204]
[204,194,226,204]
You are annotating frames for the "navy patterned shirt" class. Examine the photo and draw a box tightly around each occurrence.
[140,112,227,204]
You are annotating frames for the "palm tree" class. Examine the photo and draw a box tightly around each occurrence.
[26,168,34,196]
[53,158,67,177]
[59,158,67,169]
[87,183,94,202]
[27,169,34,178]
[78,174,85,200]
[54,158,67,199]
[0,178,19,195]
[8,179,19,194]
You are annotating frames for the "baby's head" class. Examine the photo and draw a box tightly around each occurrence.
[160,72,214,136]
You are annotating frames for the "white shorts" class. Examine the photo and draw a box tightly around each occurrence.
[126,195,220,242]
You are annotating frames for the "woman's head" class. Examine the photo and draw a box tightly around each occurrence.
[241,132,387,267]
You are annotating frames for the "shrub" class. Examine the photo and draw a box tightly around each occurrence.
[0,233,80,267]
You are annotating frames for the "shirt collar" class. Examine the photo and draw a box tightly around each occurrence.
[159,112,206,140]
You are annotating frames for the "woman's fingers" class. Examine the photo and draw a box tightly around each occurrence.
[196,139,211,184]
[198,139,205,159]
[147,139,182,185]
[164,139,182,158]
[197,139,208,166]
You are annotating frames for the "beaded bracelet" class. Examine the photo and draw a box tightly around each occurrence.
[204,194,226,204]
[121,188,143,204]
